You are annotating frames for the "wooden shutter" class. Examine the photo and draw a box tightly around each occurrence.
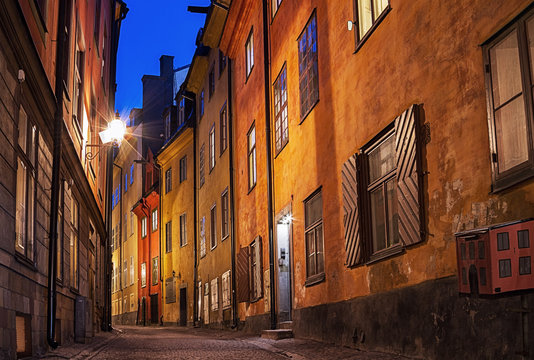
[395,104,424,246]
[342,154,364,266]
[254,236,263,299]
[236,246,250,303]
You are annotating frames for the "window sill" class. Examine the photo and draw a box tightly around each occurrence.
[299,98,320,125]
[366,244,404,265]
[491,165,534,194]
[274,140,289,159]
[14,252,37,271]
[221,234,229,242]
[305,272,325,287]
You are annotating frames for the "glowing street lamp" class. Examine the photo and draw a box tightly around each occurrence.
[86,111,126,161]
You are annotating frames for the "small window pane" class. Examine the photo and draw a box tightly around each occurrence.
[479,267,487,285]
[478,241,485,259]
[18,106,27,153]
[494,95,528,172]
[499,258,512,278]
[518,229,530,248]
[370,187,386,252]
[358,0,373,38]
[497,232,510,251]
[316,225,324,274]
[385,179,398,247]
[490,31,522,108]
[519,256,531,275]
[305,192,322,227]
[372,0,388,21]
[15,160,27,251]
[306,231,316,276]
[368,134,395,183]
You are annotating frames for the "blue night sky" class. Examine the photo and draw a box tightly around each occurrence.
[115,0,210,117]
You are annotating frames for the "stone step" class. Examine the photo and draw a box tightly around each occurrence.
[278,321,293,330]
[261,329,293,340]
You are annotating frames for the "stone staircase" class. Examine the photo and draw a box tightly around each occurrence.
[261,321,293,340]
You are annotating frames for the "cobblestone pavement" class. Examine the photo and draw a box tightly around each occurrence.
[41,325,413,360]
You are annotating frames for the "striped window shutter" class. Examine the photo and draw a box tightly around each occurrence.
[236,247,250,303]
[342,153,364,267]
[395,104,424,246]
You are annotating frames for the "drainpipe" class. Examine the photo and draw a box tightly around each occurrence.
[114,163,123,320]
[191,105,199,326]
[47,0,69,348]
[156,162,163,325]
[227,59,238,329]
[262,0,276,330]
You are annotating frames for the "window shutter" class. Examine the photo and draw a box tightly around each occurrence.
[395,104,424,246]
[254,236,263,299]
[236,247,250,303]
[342,153,364,266]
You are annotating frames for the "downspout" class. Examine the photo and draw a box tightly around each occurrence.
[47,0,68,348]
[262,0,276,330]
[192,110,199,326]
[113,163,123,318]
[157,162,163,325]
[227,59,238,329]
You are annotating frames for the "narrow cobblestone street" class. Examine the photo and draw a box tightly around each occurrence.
[42,326,411,360]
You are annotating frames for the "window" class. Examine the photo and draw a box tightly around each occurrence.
[165,221,172,253]
[247,124,257,190]
[209,124,216,171]
[178,98,185,127]
[15,105,37,262]
[354,0,389,46]
[94,0,101,46]
[180,213,187,247]
[272,0,283,17]
[199,143,205,187]
[130,212,134,236]
[210,205,217,249]
[130,164,134,185]
[72,46,84,137]
[130,256,134,286]
[245,28,254,78]
[304,189,324,284]
[123,260,128,288]
[141,262,146,287]
[152,209,158,232]
[165,168,172,194]
[209,66,215,99]
[249,237,262,301]
[200,216,206,257]
[124,173,128,192]
[219,50,227,76]
[220,103,227,155]
[152,257,158,285]
[221,270,231,309]
[210,277,219,311]
[164,112,171,140]
[57,181,64,280]
[124,213,128,241]
[179,156,187,183]
[341,105,423,267]
[274,66,288,153]
[298,12,319,120]
[199,89,205,118]
[141,217,147,238]
[221,190,229,240]
[484,11,534,191]
[70,197,79,289]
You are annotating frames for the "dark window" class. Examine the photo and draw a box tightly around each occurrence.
[272,0,283,18]
[354,0,390,47]
[479,267,487,285]
[70,198,79,289]
[165,168,172,194]
[519,256,531,275]
[94,0,101,47]
[73,48,84,138]
[478,241,485,259]
[221,190,229,240]
[274,65,288,154]
[304,189,324,284]
[199,143,205,187]
[180,213,187,247]
[247,124,257,190]
[165,221,172,253]
[497,232,510,251]
[249,236,262,301]
[220,103,228,155]
[245,28,254,78]
[209,66,215,99]
[518,229,530,248]
[178,98,185,127]
[468,242,475,260]
[199,89,205,118]
[219,50,227,76]
[460,243,466,260]
[210,205,217,249]
[15,105,37,263]
[483,11,534,191]
[499,258,512,278]
[461,267,467,285]
[209,124,216,171]
[179,156,187,183]
[298,12,319,120]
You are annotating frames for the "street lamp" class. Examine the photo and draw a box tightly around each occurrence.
[86,111,126,160]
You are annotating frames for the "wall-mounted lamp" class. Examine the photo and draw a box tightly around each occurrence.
[85,111,125,161]
[347,20,356,31]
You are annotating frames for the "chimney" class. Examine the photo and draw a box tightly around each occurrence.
[160,55,174,78]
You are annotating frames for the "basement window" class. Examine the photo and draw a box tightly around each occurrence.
[16,313,32,358]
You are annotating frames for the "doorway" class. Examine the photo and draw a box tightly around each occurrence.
[179,287,187,326]
[276,209,292,323]
[150,294,158,324]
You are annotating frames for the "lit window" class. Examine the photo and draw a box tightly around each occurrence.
[180,213,187,247]
[245,28,254,78]
[152,209,158,232]
[209,124,216,171]
[141,217,147,238]
[274,66,288,153]
[210,205,217,249]
[354,0,389,46]
[247,124,257,190]
[179,156,187,183]
[220,103,228,155]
